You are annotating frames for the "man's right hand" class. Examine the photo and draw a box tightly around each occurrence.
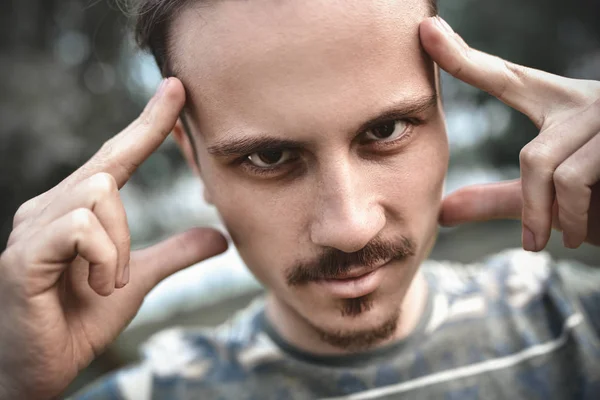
[0,78,228,400]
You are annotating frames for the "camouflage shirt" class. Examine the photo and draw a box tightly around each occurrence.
[75,249,600,399]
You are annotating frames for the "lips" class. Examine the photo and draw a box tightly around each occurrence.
[322,259,390,281]
[315,260,391,299]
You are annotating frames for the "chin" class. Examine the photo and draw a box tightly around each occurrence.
[303,295,402,352]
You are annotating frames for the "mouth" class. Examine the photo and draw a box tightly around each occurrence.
[315,260,392,299]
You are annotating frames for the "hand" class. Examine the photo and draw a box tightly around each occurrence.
[0,78,228,399]
[420,16,600,250]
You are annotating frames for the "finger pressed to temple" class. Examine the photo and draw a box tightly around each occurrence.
[421,16,600,251]
[71,78,186,190]
[420,16,564,129]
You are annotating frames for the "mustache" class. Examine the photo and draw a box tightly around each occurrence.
[285,235,416,287]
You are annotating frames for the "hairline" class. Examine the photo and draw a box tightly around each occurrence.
[135,0,439,76]
[133,0,440,162]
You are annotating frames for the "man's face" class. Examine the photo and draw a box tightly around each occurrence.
[171,0,448,350]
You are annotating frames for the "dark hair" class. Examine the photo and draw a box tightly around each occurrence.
[134,0,439,76]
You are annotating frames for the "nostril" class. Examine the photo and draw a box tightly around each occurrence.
[309,207,386,253]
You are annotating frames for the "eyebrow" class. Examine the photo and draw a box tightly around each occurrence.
[207,136,305,157]
[206,93,438,158]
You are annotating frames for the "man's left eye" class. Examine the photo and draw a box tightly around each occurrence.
[364,120,408,142]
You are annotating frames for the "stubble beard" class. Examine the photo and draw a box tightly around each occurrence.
[283,234,414,352]
[305,295,401,352]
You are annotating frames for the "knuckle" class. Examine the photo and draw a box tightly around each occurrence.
[12,199,38,228]
[97,140,138,181]
[553,164,582,191]
[97,138,123,167]
[559,202,587,221]
[502,60,547,127]
[503,60,528,87]
[519,143,554,171]
[89,172,118,197]
[557,202,588,228]
[99,137,117,157]
[7,224,27,247]
[70,208,96,234]
[92,137,117,163]
[12,209,27,228]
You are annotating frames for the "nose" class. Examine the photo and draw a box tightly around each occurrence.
[309,160,385,253]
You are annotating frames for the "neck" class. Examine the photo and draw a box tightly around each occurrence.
[265,269,429,356]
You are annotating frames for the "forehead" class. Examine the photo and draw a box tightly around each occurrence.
[170,0,435,135]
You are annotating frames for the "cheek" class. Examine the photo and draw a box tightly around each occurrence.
[381,129,448,232]
[200,125,448,281]
[202,165,308,283]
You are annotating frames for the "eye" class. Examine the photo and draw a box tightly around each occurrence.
[246,149,295,168]
[364,120,408,142]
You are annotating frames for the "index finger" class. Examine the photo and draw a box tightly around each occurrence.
[419,16,562,128]
[76,77,186,189]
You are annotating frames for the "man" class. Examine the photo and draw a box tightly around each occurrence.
[0,0,598,398]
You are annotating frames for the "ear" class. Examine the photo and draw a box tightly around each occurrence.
[173,119,200,176]
[172,119,215,204]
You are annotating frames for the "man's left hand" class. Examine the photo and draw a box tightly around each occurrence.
[420,16,600,250]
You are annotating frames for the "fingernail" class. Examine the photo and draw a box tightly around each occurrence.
[436,16,455,34]
[121,263,130,286]
[522,226,537,252]
[156,78,169,97]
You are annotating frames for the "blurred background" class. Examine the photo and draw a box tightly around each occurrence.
[1,0,599,396]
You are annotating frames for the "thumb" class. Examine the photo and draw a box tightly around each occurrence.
[440,180,522,226]
[129,228,229,293]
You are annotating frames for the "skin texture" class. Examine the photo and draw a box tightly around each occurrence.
[170,0,600,355]
[422,18,600,249]
[0,0,599,398]
[170,0,447,355]
[0,79,229,399]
